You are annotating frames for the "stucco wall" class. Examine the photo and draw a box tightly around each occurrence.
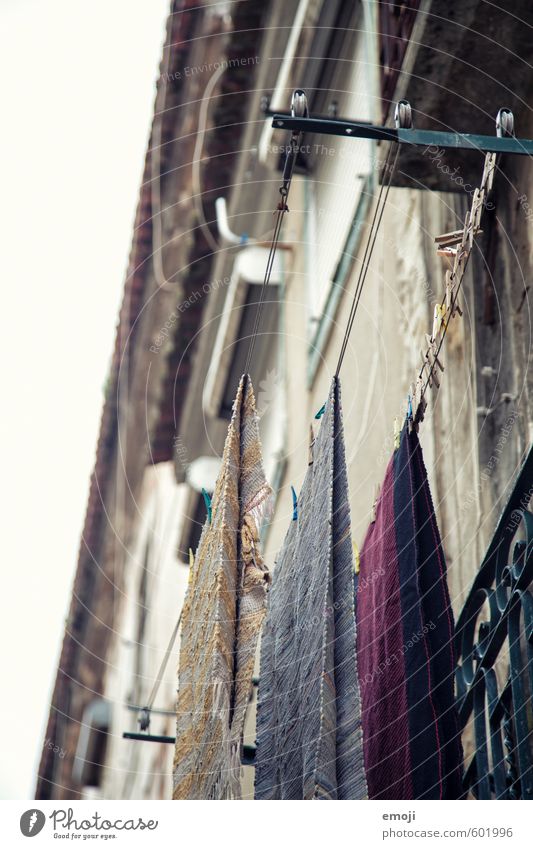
[260,175,494,619]
[99,463,189,799]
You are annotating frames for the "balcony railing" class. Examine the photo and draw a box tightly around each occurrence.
[455,445,533,799]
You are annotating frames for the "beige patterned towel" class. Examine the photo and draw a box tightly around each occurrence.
[173,374,271,799]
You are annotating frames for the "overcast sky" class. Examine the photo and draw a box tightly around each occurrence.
[0,0,170,799]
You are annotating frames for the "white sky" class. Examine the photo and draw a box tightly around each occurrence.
[0,0,170,799]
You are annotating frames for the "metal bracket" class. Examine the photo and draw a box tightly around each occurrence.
[268,96,532,156]
[123,732,257,766]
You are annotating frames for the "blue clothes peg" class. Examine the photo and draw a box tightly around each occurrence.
[291,485,298,520]
[202,488,212,524]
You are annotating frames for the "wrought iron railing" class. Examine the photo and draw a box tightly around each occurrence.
[455,446,533,799]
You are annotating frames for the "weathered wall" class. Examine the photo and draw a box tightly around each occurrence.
[258,147,531,614]
[100,463,189,800]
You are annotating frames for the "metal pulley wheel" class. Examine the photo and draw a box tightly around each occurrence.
[138,707,151,731]
[395,99,413,129]
[496,108,514,138]
[291,89,308,119]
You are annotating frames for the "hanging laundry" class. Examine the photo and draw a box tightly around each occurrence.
[173,374,272,799]
[254,377,367,800]
[356,424,463,799]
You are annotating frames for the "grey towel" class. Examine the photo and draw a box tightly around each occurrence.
[254,377,367,799]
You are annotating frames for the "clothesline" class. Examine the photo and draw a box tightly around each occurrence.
[408,152,497,430]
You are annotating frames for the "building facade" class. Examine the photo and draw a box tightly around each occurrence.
[37,0,533,800]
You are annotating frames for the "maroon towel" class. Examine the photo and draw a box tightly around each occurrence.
[356,425,463,799]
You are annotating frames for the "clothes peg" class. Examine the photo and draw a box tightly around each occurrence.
[202,488,212,524]
[431,304,443,340]
[412,376,427,428]
[472,185,488,234]
[482,152,496,194]
[352,539,361,575]
[467,190,481,247]
[444,269,463,320]
[393,416,401,450]
[414,376,423,408]
[434,229,464,248]
[452,245,469,282]
[421,348,435,387]
[436,246,457,259]
[187,549,195,584]
[473,187,486,232]
[449,286,464,319]
[407,391,414,421]
[371,482,381,523]
[291,485,298,521]
[423,334,444,386]
[308,424,315,465]
[484,153,496,191]
[431,303,446,339]
[315,403,326,420]
[444,270,453,313]
[407,392,414,433]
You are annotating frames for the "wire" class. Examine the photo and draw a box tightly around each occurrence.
[243,132,300,376]
[411,151,497,424]
[335,142,400,376]
[419,257,483,401]
[418,241,472,396]
[144,609,182,717]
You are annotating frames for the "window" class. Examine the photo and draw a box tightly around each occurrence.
[203,246,283,419]
[133,541,150,704]
[219,284,280,420]
[179,489,209,563]
[203,245,287,527]
[72,699,112,790]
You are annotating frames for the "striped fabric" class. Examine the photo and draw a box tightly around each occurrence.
[173,374,272,799]
[255,377,367,800]
[356,424,463,799]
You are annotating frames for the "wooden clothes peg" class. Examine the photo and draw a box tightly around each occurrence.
[410,377,427,431]
[308,423,315,465]
[422,335,444,388]
[431,303,446,340]
[371,482,381,523]
[434,229,464,248]
[393,416,401,450]
[352,539,361,575]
